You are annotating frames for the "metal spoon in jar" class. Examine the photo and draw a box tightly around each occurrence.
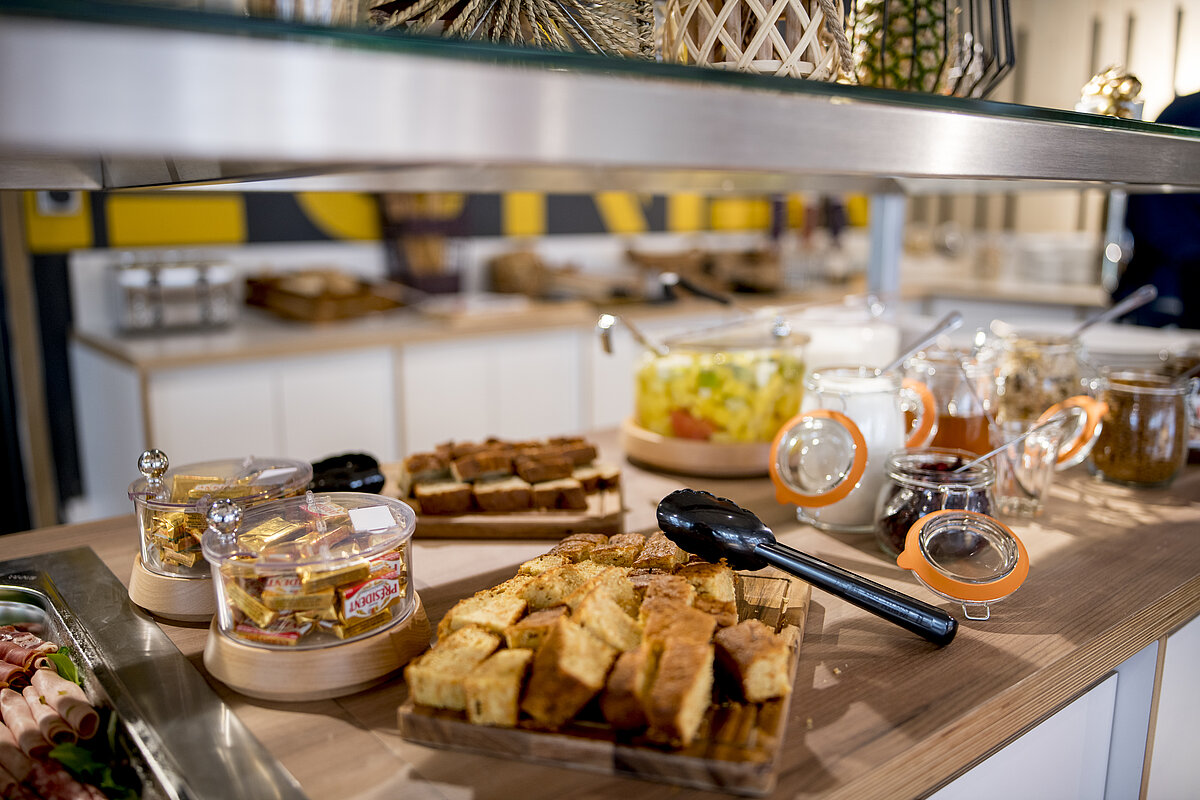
[596,313,668,357]
[657,489,957,645]
[881,311,965,374]
[1068,284,1158,338]
[950,412,1073,473]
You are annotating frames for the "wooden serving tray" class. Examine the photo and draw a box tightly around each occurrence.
[620,419,771,479]
[381,465,626,540]
[398,573,810,796]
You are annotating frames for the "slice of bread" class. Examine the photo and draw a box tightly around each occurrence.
[405,625,500,711]
[564,567,638,617]
[531,478,588,510]
[519,564,592,610]
[515,454,574,484]
[450,450,513,482]
[676,562,738,604]
[641,574,697,610]
[713,619,792,702]
[520,618,617,728]
[641,598,717,645]
[464,648,534,727]
[645,641,714,747]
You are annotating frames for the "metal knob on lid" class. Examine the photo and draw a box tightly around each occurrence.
[207,499,242,539]
[138,449,169,496]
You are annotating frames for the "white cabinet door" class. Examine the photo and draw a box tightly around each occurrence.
[401,330,585,453]
[929,674,1118,800]
[147,348,397,465]
[277,348,398,463]
[148,361,280,461]
[1145,615,1200,799]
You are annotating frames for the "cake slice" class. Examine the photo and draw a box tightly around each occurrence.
[575,591,643,652]
[588,533,646,567]
[464,648,535,727]
[412,481,472,515]
[520,618,617,728]
[600,645,657,730]
[713,619,792,702]
[519,564,593,610]
[450,450,513,482]
[504,607,568,650]
[641,598,717,645]
[564,566,638,616]
[531,478,588,510]
[404,625,501,711]
[515,454,574,484]
[437,592,527,639]
[632,532,688,571]
[472,477,533,512]
[517,554,570,576]
[644,641,714,747]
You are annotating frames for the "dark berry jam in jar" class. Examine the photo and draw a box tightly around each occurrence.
[874,448,995,558]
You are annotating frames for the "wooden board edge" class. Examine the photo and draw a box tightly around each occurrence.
[412,487,625,539]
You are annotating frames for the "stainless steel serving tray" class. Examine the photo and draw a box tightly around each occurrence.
[0,547,307,800]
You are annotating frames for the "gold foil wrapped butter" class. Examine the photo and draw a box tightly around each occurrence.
[299,559,370,592]
[227,581,278,628]
[161,548,199,568]
[263,585,336,613]
[328,607,393,640]
[170,474,223,502]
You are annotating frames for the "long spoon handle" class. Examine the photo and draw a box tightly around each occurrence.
[1070,284,1158,337]
[882,311,964,373]
[757,541,958,646]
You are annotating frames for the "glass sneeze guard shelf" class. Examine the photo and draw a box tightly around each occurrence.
[3,0,1200,193]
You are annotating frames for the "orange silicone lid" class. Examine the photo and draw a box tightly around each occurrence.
[902,378,937,448]
[896,509,1029,603]
[1036,395,1108,466]
[770,409,868,508]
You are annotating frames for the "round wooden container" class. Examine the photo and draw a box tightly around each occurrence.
[203,592,430,702]
[128,554,217,623]
[620,418,770,478]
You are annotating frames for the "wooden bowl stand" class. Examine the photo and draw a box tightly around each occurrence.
[620,418,771,478]
[203,592,430,702]
[128,554,216,623]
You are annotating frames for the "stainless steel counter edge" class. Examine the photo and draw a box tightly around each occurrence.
[0,548,308,800]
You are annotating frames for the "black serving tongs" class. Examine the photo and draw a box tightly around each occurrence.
[657,489,958,646]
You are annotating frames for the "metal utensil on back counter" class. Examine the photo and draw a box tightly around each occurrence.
[1069,284,1158,338]
[881,311,964,373]
[596,312,668,356]
[657,489,958,646]
[950,411,1075,473]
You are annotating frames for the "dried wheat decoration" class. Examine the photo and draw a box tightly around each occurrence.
[662,0,852,79]
[370,0,654,58]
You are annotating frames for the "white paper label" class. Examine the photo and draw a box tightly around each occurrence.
[350,506,395,532]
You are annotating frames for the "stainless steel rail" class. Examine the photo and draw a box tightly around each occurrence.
[2,12,1200,193]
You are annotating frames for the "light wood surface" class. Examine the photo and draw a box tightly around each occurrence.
[2,430,1198,800]
[127,554,217,622]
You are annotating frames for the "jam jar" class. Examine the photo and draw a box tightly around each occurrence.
[874,448,995,557]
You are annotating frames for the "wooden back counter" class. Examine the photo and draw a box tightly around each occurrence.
[3,431,1198,799]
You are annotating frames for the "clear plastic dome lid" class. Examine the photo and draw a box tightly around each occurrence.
[128,450,313,510]
[201,491,416,571]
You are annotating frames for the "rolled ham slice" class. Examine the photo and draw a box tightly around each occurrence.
[21,687,76,746]
[0,720,33,783]
[29,671,97,740]
[0,642,39,671]
[0,628,57,656]
[0,689,50,758]
[0,662,23,690]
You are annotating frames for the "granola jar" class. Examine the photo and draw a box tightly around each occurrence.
[991,333,1094,425]
[202,492,415,649]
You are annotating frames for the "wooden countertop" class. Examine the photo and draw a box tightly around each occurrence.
[4,431,1198,799]
[72,290,853,372]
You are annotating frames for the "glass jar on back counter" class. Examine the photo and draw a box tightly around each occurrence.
[875,448,995,558]
[906,349,993,455]
[990,332,1094,425]
[1089,369,1199,488]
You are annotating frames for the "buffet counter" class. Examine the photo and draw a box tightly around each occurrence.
[4,430,1198,799]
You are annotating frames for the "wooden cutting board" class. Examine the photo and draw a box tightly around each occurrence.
[398,572,810,796]
[381,465,625,539]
